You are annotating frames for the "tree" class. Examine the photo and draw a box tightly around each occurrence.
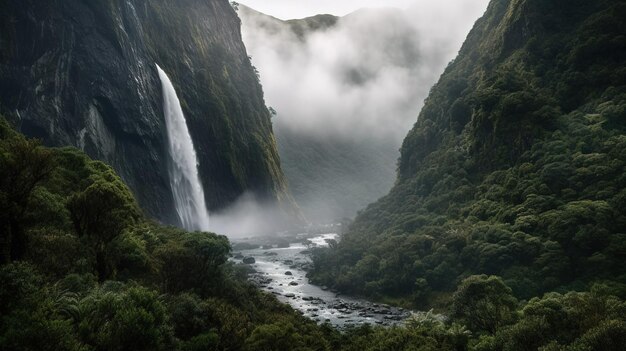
[156,232,230,296]
[244,322,301,351]
[0,137,56,263]
[67,175,140,281]
[451,275,518,334]
[77,286,172,350]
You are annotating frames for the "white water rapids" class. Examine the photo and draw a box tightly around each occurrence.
[156,64,210,231]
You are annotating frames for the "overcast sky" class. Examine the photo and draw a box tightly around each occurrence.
[238,0,486,20]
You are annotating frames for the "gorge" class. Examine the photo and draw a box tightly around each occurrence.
[1,0,625,350]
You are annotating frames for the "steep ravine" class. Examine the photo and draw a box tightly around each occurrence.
[0,0,296,225]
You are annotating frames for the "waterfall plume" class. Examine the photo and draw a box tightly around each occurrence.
[156,64,210,231]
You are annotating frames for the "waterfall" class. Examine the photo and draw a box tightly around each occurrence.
[156,64,210,231]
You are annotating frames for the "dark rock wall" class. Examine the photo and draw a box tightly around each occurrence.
[0,0,295,225]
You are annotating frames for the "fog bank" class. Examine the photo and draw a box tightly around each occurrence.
[232,1,489,225]
[240,0,490,142]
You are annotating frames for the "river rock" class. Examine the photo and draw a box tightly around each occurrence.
[289,281,299,286]
[242,257,256,264]
[285,271,293,275]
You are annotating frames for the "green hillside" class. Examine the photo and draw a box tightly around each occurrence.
[2,112,625,351]
[3,0,626,349]
[310,0,626,308]
[0,116,331,350]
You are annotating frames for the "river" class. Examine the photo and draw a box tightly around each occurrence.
[232,233,412,329]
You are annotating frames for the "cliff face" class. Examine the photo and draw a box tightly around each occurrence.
[0,0,294,224]
[310,0,626,306]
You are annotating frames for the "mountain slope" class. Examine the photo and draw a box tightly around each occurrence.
[310,0,626,307]
[239,5,338,40]
[0,115,335,350]
[0,0,295,225]
[276,127,397,222]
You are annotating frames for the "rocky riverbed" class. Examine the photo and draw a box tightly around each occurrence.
[232,234,413,328]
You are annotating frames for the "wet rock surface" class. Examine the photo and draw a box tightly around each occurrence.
[234,234,413,328]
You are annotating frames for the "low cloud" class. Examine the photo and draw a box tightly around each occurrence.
[225,1,490,227]
[240,0,489,142]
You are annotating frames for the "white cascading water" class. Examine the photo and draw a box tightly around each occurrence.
[156,64,210,231]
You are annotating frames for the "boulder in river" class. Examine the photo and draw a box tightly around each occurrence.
[289,281,299,286]
[242,257,256,264]
[285,271,293,276]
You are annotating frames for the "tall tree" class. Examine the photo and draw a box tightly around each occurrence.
[67,170,140,281]
[0,137,56,263]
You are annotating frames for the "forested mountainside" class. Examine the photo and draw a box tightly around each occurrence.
[2,115,624,351]
[276,127,397,223]
[0,0,295,225]
[311,0,626,310]
[0,115,335,350]
[2,0,626,349]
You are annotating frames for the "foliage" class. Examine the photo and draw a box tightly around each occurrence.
[67,175,140,281]
[481,287,626,350]
[310,0,626,313]
[155,231,230,296]
[451,275,518,334]
[2,0,626,349]
[0,115,329,350]
[0,131,57,262]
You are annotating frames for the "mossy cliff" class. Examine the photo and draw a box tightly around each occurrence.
[0,0,296,225]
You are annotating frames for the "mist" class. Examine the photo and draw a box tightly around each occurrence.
[209,192,298,238]
[217,1,490,228]
[240,0,490,142]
